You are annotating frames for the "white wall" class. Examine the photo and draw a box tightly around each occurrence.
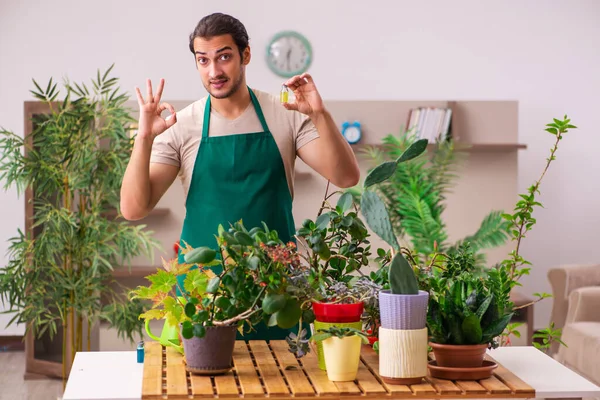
[1,0,599,335]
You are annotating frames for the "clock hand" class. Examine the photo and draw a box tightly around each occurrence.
[286,48,291,70]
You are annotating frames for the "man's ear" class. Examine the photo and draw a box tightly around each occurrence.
[242,46,251,65]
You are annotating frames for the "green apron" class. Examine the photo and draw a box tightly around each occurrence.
[176,87,304,340]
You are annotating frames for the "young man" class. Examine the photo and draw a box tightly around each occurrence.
[120,13,360,339]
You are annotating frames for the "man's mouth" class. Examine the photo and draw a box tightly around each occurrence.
[210,79,228,89]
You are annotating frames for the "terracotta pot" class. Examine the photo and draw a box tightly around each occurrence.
[312,301,364,323]
[182,325,237,375]
[429,342,488,368]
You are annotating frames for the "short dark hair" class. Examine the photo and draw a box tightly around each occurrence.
[188,13,249,58]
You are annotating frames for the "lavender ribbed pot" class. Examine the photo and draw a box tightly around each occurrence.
[379,290,429,330]
[182,325,237,375]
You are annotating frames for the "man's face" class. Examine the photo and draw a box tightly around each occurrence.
[193,34,250,99]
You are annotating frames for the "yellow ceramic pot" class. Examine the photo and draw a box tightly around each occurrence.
[313,320,362,370]
[321,335,363,382]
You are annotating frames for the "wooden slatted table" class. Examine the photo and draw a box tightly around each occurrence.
[142,340,534,399]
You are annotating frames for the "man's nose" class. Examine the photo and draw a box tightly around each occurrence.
[208,62,222,79]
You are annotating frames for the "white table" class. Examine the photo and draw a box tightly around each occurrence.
[62,346,600,400]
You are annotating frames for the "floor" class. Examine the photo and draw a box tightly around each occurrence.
[0,323,529,400]
[0,351,63,400]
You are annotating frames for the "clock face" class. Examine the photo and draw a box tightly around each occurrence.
[266,31,312,78]
[342,124,362,144]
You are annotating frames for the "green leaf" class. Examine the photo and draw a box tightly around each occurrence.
[147,270,177,293]
[248,256,260,271]
[360,190,399,250]
[184,302,196,318]
[389,252,418,295]
[315,213,331,230]
[364,161,397,188]
[337,192,354,213]
[206,277,220,294]
[267,313,278,327]
[475,296,492,321]
[234,231,254,246]
[182,321,193,339]
[396,138,428,163]
[184,247,217,264]
[184,269,208,295]
[462,314,483,344]
[311,332,333,342]
[193,324,206,338]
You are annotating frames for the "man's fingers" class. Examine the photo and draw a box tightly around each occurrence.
[160,102,177,127]
[166,113,177,128]
[282,102,298,111]
[285,75,303,88]
[300,73,313,83]
[154,78,165,103]
[135,87,144,106]
[164,102,176,116]
[146,79,154,103]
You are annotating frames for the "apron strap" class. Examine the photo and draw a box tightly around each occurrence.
[202,96,211,139]
[248,88,270,132]
[202,87,269,139]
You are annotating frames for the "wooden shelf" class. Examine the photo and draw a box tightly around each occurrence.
[352,142,527,152]
[102,207,170,219]
[111,266,158,278]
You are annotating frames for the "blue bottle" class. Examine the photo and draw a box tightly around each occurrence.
[137,340,145,363]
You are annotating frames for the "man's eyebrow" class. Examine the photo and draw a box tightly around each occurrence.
[195,46,233,55]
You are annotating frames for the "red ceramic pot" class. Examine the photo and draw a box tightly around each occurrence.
[312,301,364,323]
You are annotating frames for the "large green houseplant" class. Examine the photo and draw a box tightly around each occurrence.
[0,65,159,381]
[353,129,510,267]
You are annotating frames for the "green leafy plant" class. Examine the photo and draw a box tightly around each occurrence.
[497,116,576,350]
[311,326,369,344]
[532,322,566,353]
[131,221,304,340]
[426,242,514,348]
[295,190,372,301]
[353,129,510,267]
[0,65,159,381]
[427,116,575,349]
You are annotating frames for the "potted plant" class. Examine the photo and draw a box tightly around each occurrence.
[0,65,159,381]
[131,221,303,374]
[425,116,576,379]
[311,326,369,382]
[292,190,375,368]
[356,138,431,383]
[426,242,513,372]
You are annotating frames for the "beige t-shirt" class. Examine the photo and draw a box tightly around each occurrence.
[150,89,319,200]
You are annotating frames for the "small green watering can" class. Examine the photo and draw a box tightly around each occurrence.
[144,296,186,354]
[145,319,183,354]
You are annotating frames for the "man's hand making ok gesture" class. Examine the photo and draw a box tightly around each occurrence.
[135,78,177,140]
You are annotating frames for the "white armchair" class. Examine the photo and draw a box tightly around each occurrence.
[548,264,600,385]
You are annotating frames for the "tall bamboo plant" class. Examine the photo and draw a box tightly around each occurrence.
[351,129,510,267]
[0,65,159,381]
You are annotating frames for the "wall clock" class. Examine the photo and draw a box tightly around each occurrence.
[266,30,313,78]
[342,121,362,144]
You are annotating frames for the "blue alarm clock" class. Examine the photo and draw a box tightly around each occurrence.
[341,121,362,144]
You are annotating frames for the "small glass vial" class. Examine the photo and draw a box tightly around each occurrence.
[280,84,289,103]
[137,340,145,363]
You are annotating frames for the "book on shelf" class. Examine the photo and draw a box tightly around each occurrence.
[407,107,452,143]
